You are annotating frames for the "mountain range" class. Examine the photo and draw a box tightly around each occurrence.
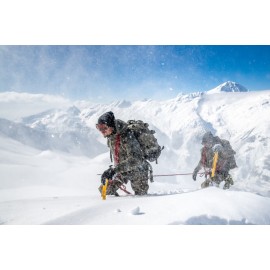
[0,81,269,197]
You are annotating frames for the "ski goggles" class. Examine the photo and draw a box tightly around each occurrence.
[96,123,110,133]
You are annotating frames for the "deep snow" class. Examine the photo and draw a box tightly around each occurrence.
[1,136,270,225]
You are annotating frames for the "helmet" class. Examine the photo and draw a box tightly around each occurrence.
[201,131,214,144]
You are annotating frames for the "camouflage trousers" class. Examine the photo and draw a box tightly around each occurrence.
[201,173,234,190]
[98,169,149,196]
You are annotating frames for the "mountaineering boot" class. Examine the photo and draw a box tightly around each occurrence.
[228,175,234,185]
[201,179,211,189]
[223,174,234,190]
[223,181,230,190]
[134,190,148,195]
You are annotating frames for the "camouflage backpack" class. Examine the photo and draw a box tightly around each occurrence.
[219,139,237,169]
[127,120,163,163]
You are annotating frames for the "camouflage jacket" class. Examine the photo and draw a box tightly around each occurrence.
[107,119,147,174]
[195,136,237,173]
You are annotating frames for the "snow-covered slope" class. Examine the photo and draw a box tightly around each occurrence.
[0,81,270,224]
[0,106,107,157]
[0,91,72,121]
[1,135,270,225]
[207,81,248,94]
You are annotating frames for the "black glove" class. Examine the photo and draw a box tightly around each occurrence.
[101,166,115,185]
[192,169,199,181]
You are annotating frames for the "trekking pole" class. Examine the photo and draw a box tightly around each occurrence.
[101,179,109,200]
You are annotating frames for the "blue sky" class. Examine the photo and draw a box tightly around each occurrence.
[1,45,270,102]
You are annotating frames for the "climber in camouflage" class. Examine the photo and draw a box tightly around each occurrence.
[96,111,150,196]
[192,131,237,189]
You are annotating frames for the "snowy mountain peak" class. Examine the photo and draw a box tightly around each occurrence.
[207,81,248,94]
[67,106,81,116]
[112,100,132,108]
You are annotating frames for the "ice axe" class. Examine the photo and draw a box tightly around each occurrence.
[101,179,109,200]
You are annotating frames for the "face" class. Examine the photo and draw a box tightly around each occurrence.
[96,123,114,137]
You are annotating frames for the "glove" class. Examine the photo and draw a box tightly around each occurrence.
[212,144,223,153]
[101,166,115,185]
[192,169,199,181]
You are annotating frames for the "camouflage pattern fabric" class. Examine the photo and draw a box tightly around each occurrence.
[194,135,236,189]
[103,119,150,195]
[201,173,234,190]
[98,168,149,196]
[125,164,149,195]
